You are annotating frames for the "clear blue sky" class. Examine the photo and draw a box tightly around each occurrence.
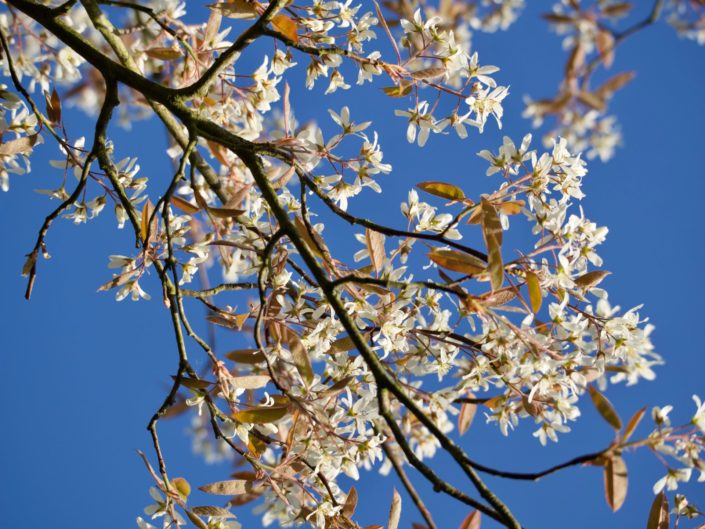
[1,3,703,529]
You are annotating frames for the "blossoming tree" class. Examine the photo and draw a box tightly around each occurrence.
[1,1,703,528]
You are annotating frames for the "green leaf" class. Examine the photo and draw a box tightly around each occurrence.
[588,386,622,430]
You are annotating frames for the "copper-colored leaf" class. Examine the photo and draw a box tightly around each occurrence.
[622,407,646,443]
[388,489,402,529]
[459,511,481,529]
[481,198,503,291]
[603,3,632,17]
[145,47,183,61]
[271,322,313,385]
[140,199,156,243]
[596,29,615,68]
[526,272,542,313]
[588,386,622,430]
[199,479,252,495]
[272,14,299,43]
[646,492,670,529]
[342,486,358,518]
[177,376,213,390]
[190,506,234,517]
[226,348,266,364]
[574,270,611,290]
[366,228,386,275]
[171,195,200,214]
[230,375,270,390]
[577,91,606,112]
[207,0,259,19]
[498,200,525,215]
[604,455,628,511]
[45,88,61,123]
[207,206,245,218]
[596,71,636,99]
[428,248,486,275]
[409,67,446,80]
[233,404,289,424]
[458,399,477,435]
[416,181,465,201]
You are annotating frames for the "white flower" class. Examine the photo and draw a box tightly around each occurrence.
[691,395,705,433]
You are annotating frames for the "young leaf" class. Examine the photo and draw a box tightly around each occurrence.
[271,322,314,385]
[459,511,481,529]
[481,198,503,291]
[191,506,234,517]
[0,134,38,156]
[428,248,486,275]
[409,67,446,80]
[145,47,183,61]
[199,479,252,496]
[622,407,646,443]
[230,375,271,390]
[45,88,61,123]
[574,270,611,290]
[646,491,669,529]
[171,477,191,499]
[458,400,477,435]
[388,489,402,529]
[233,405,289,424]
[604,455,628,511]
[416,181,465,201]
[383,84,413,98]
[171,196,200,214]
[272,14,299,43]
[526,272,542,313]
[588,386,622,430]
[225,349,266,364]
[366,228,386,275]
[342,486,358,518]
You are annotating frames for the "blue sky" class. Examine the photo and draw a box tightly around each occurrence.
[1,3,703,529]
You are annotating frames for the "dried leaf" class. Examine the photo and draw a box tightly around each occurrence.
[199,479,252,496]
[526,272,542,313]
[459,511,481,529]
[416,181,465,201]
[233,404,289,424]
[428,248,486,275]
[646,492,669,529]
[588,386,622,430]
[481,198,503,291]
[388,489,402,529]
[272,14,299,43]
[604,455,628,511]
[622,407,646,443]
[366,228,386,275]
